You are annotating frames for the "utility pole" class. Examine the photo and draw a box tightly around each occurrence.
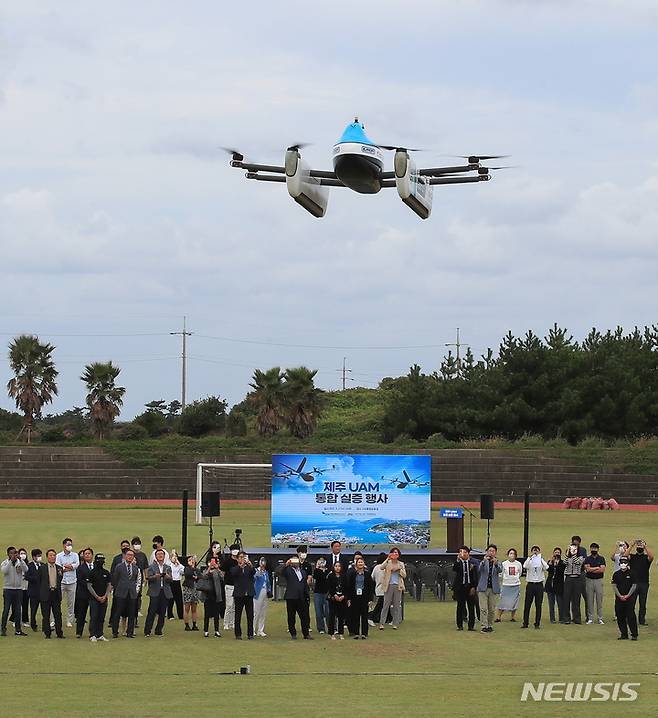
[336,357,353,390]
[445,327,470,377]
[171,316,192,409]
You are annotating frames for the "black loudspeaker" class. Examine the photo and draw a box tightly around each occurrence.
[201,491,220,517]
[480,493,495,520]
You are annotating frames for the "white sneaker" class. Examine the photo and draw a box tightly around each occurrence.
[204,631,209,637]
[598,619,605,625]
[98,636,108,642]
[66,622,73,628]
[331,635,336,640]
[90,636,97,642]
[138,612,143,617]
[258,631,267,637]
[368,620,376,627]
[586,619,593,624]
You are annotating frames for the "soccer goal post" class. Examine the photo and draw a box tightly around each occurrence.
[195,462,272,525]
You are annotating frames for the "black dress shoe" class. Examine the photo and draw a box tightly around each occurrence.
[112,633,119,639]
[15,631,28,636]
[0,629,6,637]
[290,635,297,640]
[456,626,463,631]
[467,627,475,631]
[303,635,313,640]
[44,634,51,639]
[56,635,65,639]
[631,636,638,640]
[154,631,162,636]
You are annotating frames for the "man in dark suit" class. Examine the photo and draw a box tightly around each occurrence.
[39,549,64,639]
[327,540,350,573]
[111,548,139,638]
[108,540,131,629]
[75,547,95,638]
[230,551,256,640]
[452,545,479,631]
[25,548,43,632]
[281,557,312,639]
[144,548,172,637]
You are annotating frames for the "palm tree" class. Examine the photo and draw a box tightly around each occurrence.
[7,335,59,443]
[249,367,285,437]
[283,366,325,439]
[81,362,126,439]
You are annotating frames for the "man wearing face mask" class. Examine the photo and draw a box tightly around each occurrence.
[584,543,606,625]
[56,538,79,628]
[1,546,29,636]
[25,549,43,632]
[221,544,240,630]
[612,556,638,640]
[87,554,112,642]
[131,538,148,619]
[624,539,654,626]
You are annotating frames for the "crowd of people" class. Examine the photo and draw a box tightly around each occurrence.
[451,535,654,640]
[2,532,653,644]
[1,537,407,641]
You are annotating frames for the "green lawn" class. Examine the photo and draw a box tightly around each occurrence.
[1,503,656,717]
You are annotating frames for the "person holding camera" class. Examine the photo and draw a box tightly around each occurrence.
[312,557,330,634]
[253,557,272,637]
[200,556,224,637]
[545,547,566,624]
[230,551,256,640]
[611,541,629,573]
[182,555,201,632]
[562,544,585,624]
[144,548,173,637]
[522,545,548,629]
[612,556,639,640]
[377,547,406,631]
[221,544,240,631]
[477,544,502,633]
[624,539,654,626]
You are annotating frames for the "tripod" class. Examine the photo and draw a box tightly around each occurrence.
[198,516,216,566]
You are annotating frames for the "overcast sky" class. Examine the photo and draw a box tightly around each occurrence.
[1,1,658,419]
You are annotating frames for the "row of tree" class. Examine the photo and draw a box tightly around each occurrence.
[4,335,326,441]
[6,335,125,442]
[381,325,658,444]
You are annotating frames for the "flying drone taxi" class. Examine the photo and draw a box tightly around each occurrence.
[224,118,507,219]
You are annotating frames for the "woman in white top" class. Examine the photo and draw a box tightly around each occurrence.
[496,548,523,622]
[167,551,185,620]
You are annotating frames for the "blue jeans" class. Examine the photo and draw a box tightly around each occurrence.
[313,592,329,633]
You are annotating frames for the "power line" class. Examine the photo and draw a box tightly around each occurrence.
[195,333,447,350]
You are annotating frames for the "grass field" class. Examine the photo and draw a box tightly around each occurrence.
[1,502,656,717]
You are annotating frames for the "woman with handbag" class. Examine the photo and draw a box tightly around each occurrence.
[182,555,201,632]
[199,557,225,637]
[253,557,272,637]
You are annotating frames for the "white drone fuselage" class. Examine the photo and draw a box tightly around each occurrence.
[230,118,491,219]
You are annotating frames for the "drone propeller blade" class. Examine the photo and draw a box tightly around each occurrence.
[378,145,425,152]
[485,165,517,170]
[287,142,312,152]
[441,154,510,162]
[297,457,307,473]
[403,470,411,481]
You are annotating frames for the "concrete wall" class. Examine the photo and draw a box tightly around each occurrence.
[1,446,656,503]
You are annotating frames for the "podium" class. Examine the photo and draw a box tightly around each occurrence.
[447,517,464,552]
